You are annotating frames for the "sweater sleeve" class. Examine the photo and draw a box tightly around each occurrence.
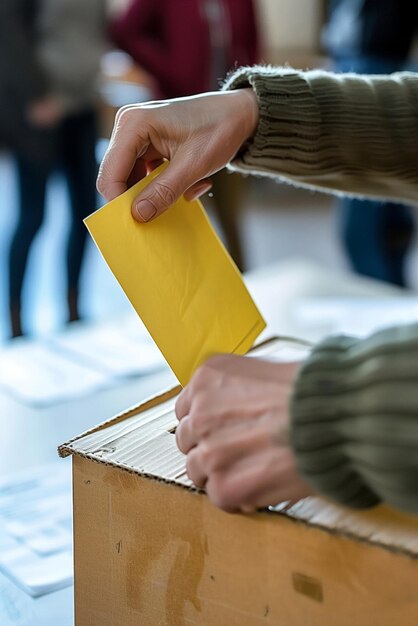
[222,65,418,207]
[289,323,418,513]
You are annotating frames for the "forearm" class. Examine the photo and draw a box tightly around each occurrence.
[223,66,418,206]
[290,323,418,513]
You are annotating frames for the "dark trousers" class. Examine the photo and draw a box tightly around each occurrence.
[334,55,415,287]
[8,108,98,307]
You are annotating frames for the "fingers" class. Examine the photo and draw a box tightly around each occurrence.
[97,99,215,217]
[97,126,148,201]
[182,418,275,482]
[97,90,257,212]
[175,354,292,426]
[175,359,221,421]
[184,178,212,202]
[205,447,310,513]
[175,354,244,420]
[175,415,195,454]
[173,354,307,513]
[96,105,167,201]
[130,153,207,222]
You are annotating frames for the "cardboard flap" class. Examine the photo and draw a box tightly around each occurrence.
[60,395,190,483]
[58,385,181,460]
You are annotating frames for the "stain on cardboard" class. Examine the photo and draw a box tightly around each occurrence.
[119,477,206,623]
[292,572,323,602]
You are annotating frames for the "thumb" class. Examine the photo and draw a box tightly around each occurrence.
[131,158,207,222]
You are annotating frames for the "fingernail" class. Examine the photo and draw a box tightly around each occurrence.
[134,200,157,222]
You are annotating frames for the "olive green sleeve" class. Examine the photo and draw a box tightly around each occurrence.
[223,65,418,206]
[290,323,418,513]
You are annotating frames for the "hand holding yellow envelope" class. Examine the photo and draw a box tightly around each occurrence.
[85,163,265,386]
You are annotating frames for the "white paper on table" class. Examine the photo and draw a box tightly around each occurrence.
[0,340,108,406]
[50,314,165,377]
[0,463,73,598]
[0,573,38,626]
[294,296,418,338]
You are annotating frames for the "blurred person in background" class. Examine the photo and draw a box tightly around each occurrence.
[110,0,261,270]
[324,0,418,287]
[0,0,106,338]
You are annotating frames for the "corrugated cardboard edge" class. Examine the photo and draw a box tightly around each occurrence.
[58,384,182,459]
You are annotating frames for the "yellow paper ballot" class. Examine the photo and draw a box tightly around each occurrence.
[85,163,266,386]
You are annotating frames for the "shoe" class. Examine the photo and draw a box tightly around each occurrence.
[9,301,23,338]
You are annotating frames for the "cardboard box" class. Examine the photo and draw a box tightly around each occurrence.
[59,338,418,626]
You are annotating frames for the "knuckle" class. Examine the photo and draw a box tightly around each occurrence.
[197,440,218,473]
[192,361,217,389]
[185,412,198,441]
[185,449,204,487]
[188,391,211,434]
[185,452,195,479]
[201,355,230,387]
[96,156,115,196]
[190,367,207,390]
[191,390,208,416]
[187,408,205,440]
[174,418,187,453]
[208,474,237,511]
[209,472,255,512]
[150,181,177,207]
[205,354,229,369]
[174,392,186,420]
[188,369,210,401]
[115,104,135,125]
[96,167,108,196]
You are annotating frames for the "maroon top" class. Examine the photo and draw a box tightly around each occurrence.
[110,0,260,99]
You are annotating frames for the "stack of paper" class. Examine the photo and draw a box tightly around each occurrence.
[0,463,73,597]
[0,314,166,406]
[295,296,418,338]
[0,340,108,406]
[51,314,164,377]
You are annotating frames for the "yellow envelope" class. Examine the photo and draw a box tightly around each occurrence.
[85,163,266,386]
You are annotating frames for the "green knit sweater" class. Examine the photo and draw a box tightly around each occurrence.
[223,66,418,513]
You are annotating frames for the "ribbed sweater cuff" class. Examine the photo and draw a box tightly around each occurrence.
[222,65,321,180]
[290,324,418,512]
[222,65,418,206]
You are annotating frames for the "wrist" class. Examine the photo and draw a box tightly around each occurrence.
[238,88,259,141]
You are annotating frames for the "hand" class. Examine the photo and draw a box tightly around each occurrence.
[175,354,313,513]
[97,89,259,222]
[27,96,64,127]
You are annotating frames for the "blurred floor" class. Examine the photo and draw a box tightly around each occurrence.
[1,149,417,343]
